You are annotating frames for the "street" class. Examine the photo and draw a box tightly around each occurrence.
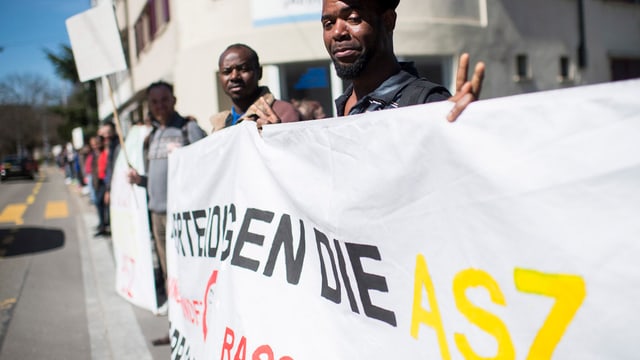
[0,165,169,359]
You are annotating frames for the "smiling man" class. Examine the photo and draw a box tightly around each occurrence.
[321,0,485,120]
[127,80,207,346]
[210,43,302,132]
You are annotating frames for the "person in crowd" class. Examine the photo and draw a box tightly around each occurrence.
[209,43,302,132]
[127,80,207,346]
[78,142,91,195]
[73,146,85,187]
[84,135,101,205]
[93,130,110,236]
[62,142,78,184]
[321,0,485,119]
[101,121,120,207]
[291,98,327,120]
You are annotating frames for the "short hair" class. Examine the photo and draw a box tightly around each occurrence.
[376,0,400,11]
[101,120,115,130]
[146,80,174,96]
[219,43,260,68]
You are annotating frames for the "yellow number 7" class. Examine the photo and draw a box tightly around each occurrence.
[514,268,586,359]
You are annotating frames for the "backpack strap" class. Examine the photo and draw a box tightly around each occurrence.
[142,125,158,173]
[396,78,450,107]
[181,119,192,145]
[181,116,207,145]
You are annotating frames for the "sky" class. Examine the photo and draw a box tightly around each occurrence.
[0,0,92,88]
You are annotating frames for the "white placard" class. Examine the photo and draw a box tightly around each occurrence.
[71,127,84,150]
[110,125,161,314]
[65,3,127,82]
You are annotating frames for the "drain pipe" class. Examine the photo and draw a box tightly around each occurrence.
[577,0,587,69]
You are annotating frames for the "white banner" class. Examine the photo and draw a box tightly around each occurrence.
[167,79,640,360]
[110,125,161,314]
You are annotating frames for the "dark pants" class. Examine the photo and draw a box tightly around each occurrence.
[95,181,109,231]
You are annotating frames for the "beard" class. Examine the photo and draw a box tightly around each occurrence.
[332,50,372,80]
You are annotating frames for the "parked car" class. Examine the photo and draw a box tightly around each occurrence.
[0,155,38,181]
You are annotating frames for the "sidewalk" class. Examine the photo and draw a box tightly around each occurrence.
[68,169,169,360]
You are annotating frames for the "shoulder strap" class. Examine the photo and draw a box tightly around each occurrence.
[181,121,190,145]
[142,126,157,173]
[181,116,207,145]
[396,78,449,107]
[143,125,157,152]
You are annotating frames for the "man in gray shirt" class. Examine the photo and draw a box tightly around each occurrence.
[127,81,206,345]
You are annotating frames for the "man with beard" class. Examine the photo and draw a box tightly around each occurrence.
[210,43,301,132]
[321,0,485,120]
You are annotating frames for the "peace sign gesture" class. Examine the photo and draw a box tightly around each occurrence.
[447,53,486,122]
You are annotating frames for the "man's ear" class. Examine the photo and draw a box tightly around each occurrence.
[382,9,397,32]
[257,66,263,80]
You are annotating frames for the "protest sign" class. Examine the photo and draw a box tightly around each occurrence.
[66,3,131,167]
[71,127,84,150]
[110,125,162,314]
[65,2,127,82]
[166,79,640,360]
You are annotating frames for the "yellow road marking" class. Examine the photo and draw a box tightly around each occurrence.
[0,298,17,310]
[45,201,69,219]
[0,204,27,225]
[26,195,36,204]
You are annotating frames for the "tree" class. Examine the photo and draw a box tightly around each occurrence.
[0,73,52,105]
[46,45,80,83]
[0,45,98,158]
[0,73,63,157]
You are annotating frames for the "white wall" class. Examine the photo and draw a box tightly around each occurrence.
[103,0,640,131]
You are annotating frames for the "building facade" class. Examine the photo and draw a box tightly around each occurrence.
[97,0,640,133]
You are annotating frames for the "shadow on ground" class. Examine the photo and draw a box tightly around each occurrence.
[0,227,64,257]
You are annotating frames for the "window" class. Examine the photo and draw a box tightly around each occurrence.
[514,54,530,81]
[558,56,572,82]
[281,61,334,119]
[134,0,171,56]
[150,0,170,36]
[134,10,151,56]
[610,57,640,81]
[412,57,448,90]
[120,29,130,67]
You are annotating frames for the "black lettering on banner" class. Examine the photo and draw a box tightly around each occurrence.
[191,209,207,257]
[315,228,341,303]
[206,206,219,257]
[170,326,194,360]
[263,214,306,284]
[182,211,195,256]
[172,212,187,256]
[220,204,236,261]
[346,242,397,327]
[231,208,274,272]
[333,239,359,313]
